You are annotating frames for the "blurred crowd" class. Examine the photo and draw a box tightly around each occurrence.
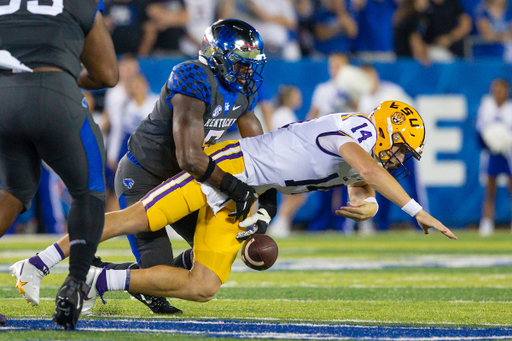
[102,0,512,63]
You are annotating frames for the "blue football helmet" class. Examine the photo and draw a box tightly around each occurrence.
[201,19,266,96]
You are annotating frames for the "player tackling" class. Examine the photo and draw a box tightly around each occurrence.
[12,101,457,312]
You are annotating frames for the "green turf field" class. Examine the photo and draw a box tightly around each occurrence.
[1,230,511,340]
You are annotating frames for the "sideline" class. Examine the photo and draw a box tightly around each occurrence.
[2,318,512,340]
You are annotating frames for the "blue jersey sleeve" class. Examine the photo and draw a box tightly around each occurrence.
[247,92,258,113]
[167,62,212,106]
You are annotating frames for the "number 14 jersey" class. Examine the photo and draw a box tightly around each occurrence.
[239,113,377,195]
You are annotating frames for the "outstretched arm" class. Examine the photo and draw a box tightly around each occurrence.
[339,142,457,239]
[336,182,377,222]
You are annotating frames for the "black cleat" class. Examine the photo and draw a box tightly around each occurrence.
[52,275,89,330]
[129,291,183,314]
[127,263,182,314]
[92,256,135,270]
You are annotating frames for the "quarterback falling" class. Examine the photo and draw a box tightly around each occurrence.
[11,101,457,312]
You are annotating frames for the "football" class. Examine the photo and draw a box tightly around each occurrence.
[241,234,278,271]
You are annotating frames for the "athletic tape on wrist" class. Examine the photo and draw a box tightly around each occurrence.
[197,156,216,183]
[363,197,379,216]
[401,199,423,217]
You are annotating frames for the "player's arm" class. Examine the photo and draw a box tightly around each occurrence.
[235,111,279,241]
[338,142,457,239]
[336,181,378,222]
[78,11,119,90]
[236,111,265,138]
[171,93,256,221]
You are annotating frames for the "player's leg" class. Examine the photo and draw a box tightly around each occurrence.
[88,205,242,302]
[0,75,39,237]
[480,153,503,236]
[0,76,46,305]
[0,190,24,237]
[99,167,186,315]
[35,77,107,328]
[84,140,247,302]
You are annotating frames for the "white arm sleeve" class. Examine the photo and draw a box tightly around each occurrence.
[317,134,356,156]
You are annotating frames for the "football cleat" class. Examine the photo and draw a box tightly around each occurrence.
[129,292,183,314]
[52,275,89,330]
[9,257,49,306]
[81,266,108,316]
[127,263,182,314]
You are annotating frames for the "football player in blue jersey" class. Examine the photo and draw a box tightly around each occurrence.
[1,0,118,329]
[11,18,277,315]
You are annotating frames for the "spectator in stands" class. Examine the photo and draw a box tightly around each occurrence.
[294,0,316,56]
[306,53,354,120]
[423,0,473,61]
[357,64,429,234]
[393,0,430,65]
[476,78,512,236]
[305,53,370,233]
[351,0,398,61]
[117,74,159,162]
[226,0,301,60]
[180,0,231,58]
[103,55,141,211]
[312,0,358,56]
[138,0,188,56]
[104,0,149,55]
[267,85,307,238]
[475,0,512,62]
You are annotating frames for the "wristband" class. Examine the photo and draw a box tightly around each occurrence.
[197,156,216,183]
[363,197,379,216]
[401,199,423,217]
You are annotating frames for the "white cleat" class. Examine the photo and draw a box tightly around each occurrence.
[9,259,47,306]
[81,266,106,316]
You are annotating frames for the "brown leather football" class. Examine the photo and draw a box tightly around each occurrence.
[241,234,278,271]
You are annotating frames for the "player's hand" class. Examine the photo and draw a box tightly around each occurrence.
[236,208,271,241]
[335,201,377,222]
[220,173,257,221]
[415,210,458,240]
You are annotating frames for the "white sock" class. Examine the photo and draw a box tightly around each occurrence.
[37,243,65,269]
[106,269,129,291]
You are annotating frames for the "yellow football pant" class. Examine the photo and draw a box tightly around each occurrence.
[141,140,245,283]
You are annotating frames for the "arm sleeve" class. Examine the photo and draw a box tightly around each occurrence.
[79,0,105,35]
[317,134,357,156]
[246,93,259,114]
[167,63,212,106]
[317,114,377,156]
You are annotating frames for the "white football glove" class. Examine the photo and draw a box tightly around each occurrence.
[236,208,271,241]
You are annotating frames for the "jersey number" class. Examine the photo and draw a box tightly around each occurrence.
[0,0,63,16]
[203,130,225,147]
[350,123,372,143]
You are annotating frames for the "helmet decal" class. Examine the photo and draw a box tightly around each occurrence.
[391,112,405,125]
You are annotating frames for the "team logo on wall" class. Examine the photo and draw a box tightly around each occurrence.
[123,178,135,189]
[212,105,223,118]
[391,112,405,125]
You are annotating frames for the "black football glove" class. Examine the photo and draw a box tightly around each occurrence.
[236,189,277,241]
[220,173,256,221]
[236,208,271,241]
